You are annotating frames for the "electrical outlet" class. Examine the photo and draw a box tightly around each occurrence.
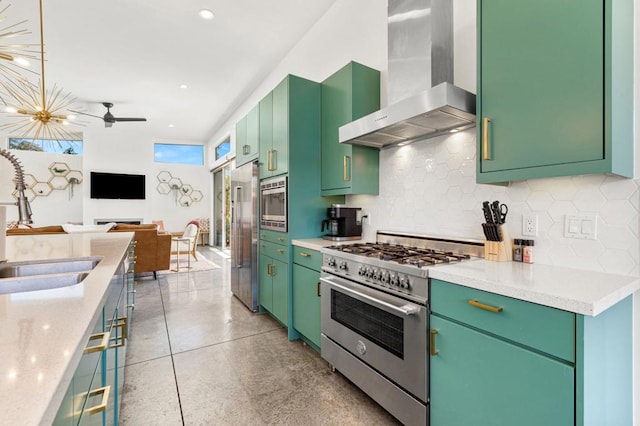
[522,214,538,236]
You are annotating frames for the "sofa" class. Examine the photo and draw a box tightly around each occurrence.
[7,223,172,277]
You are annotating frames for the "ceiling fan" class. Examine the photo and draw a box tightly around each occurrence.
[78,102,147,128]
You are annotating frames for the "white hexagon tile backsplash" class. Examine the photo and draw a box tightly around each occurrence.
[349,129,640,276]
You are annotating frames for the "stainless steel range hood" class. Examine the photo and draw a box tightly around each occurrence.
[339,0,476,149]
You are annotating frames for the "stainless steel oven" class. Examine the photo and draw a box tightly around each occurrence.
[260,175,287,232]
[320,232,483,426]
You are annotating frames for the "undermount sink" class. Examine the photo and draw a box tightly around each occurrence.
[0,257,101,295]
[0,272,90,295]
[0,257,101,278]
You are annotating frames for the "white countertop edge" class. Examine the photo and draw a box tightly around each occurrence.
[430,263,640,317]
[291,238,367,251]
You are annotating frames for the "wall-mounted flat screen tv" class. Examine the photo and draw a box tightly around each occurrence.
[90,171,146,200]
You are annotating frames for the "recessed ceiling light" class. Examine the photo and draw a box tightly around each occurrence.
[199,9,214,20]
[168,124,175,128]
[179,84,188,89]
[4,107,17,113]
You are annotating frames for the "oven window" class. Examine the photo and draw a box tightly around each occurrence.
[262,192,285,217]
[331,289,404,359]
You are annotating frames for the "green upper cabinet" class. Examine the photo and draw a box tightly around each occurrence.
[321,61,381,195]
[235,104,259,167]
[259,79,289,179]
[258,92,273,179]
[476,0,633,183]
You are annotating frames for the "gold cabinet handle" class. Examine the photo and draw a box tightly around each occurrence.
[277,237,284,242]
[109,317,128,348]
[267,263,272,276]
[243,144,250,155]
[277,249,284,254]
[299,252,311,257]
[78,386,110,416]
[343,155,351,181]
[261,244,266,248]
[430,329,439,356]
[83,332,110,354]
[270,263,276,276]
[469,299,503,313]
[482,117,491,160]
[268,149,278,171]
[317,281,321,297]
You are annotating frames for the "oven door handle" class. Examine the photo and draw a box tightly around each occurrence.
[320,277,421,316]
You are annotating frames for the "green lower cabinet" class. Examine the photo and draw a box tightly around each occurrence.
[292,263,321,348]
[430,315,574,426]
[259,253,273,312]
[259,253,288,326]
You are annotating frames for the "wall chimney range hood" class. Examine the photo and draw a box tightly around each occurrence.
[339,0,476,149]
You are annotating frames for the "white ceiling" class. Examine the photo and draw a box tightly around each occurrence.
[2,0,338,142]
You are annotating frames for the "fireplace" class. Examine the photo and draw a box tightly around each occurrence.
[94,218,143,225]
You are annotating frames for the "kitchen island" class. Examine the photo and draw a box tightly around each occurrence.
[0,232,133,425]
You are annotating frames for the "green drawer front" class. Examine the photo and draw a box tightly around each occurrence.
[292,246,321,271]
[431,279,575,362]
[259,229,288,245]
[260,240,289,262]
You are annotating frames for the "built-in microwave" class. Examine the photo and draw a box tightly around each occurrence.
[260,175,287,232]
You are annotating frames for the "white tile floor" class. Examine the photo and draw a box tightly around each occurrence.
[119,247,399,425]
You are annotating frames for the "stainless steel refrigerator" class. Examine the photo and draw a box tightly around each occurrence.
[230,160,259,311]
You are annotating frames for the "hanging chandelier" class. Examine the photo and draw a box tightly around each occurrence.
[0,0,38,80]
[0,0,81,140]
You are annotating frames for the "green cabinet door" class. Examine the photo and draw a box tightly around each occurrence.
[430,315,574,426]
[245,104,259,162]
[234,115,248,166]
[292,264,321,347]
[270,78,289,177]
[477,0,633,182]
[321,61,380,195]
[271,258,288,326]
[259,253,273,312]
[258,92,273,179]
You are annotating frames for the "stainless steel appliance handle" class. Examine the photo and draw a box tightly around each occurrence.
[320,276,420,316]
[234,186,242,267]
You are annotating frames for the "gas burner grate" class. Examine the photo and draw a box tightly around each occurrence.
[329,242,472,268]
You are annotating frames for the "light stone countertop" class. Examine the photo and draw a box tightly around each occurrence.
[0,232,133,425]
[429,259,640,317]
[291,238,367,251]
[292,238,640,317]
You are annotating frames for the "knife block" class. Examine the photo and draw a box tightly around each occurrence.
[484,225,513,262]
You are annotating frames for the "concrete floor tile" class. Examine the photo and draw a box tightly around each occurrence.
[119,356,182,425]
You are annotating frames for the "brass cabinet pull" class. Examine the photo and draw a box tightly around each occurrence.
[482,117,491,160]
[267,263,272,276]
[79,386,110,416]
[243,144,250,155]
[268,149,277,171]
[270,263,276,276]
[317,281,321,297]
[299,252,311,257]
[109,317,128,348]
[469,299,503,313]
[277,249,284,254]
[83,332,110,355]
[430,329,439,356]
[343,155,351,181]
[261,244,266,248]
[277,237,285,242]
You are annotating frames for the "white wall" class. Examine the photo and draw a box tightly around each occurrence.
[206,0,640,420]
[0,122,211,233]
[0,149,83,226]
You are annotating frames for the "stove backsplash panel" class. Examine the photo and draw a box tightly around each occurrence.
[348,129,639,275]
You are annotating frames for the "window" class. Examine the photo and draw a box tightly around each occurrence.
[8,138,83,155]
[154,143,204,165]
[215,139,231,161]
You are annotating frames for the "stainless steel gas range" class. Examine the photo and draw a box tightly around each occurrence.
[320,231,483,426]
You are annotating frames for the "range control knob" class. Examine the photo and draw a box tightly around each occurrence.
[380,271,390,284]
[398,275,411,290]
[373,269,382,281]
[389,273,399,286]
[358,265,366,276]
[366,268,376,278]
[339,261,348,271]
[327,257,336,267]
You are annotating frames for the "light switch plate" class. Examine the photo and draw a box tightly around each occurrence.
[564,214,598,240]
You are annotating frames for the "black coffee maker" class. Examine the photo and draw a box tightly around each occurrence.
[321,204,362,241]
